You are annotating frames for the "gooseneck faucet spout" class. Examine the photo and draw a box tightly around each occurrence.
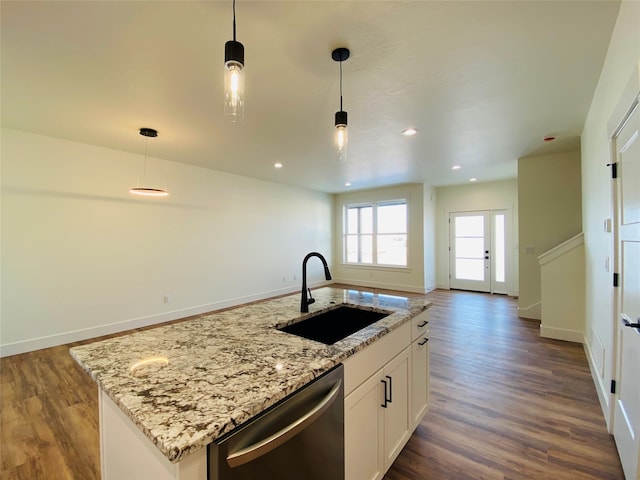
[301,252,332,313]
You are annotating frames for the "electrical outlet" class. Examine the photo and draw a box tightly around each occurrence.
[163,295,171,304]
[282,276,287,282]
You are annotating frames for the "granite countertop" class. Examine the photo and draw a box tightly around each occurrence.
[70,286,431,463]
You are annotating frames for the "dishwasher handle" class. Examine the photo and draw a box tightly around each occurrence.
[226,379,342,468]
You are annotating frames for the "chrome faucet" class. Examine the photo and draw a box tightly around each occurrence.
[301,252,332,313]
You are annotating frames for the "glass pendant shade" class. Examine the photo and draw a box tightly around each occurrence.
[335,110,348,163]
[224,40,244,122]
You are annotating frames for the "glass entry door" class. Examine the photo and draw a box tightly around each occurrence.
[449,210,508,294]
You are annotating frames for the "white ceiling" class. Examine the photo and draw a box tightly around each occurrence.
[1,1,620,193]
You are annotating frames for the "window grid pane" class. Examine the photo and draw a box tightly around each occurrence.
[377,234,407,265]
[343,201,407,267]
[495,214,505,283]
[455,258,485,281]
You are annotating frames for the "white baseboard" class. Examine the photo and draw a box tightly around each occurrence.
[334,278,428,294]
[518,301,541,320]
[539,325,583,343]
[435,282,450,290]
[0,283,312,358]
[583,336,613,431]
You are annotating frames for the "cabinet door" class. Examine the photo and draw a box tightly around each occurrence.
[411,336,430,429]
[345,370,385,480]
[382,347,411,470]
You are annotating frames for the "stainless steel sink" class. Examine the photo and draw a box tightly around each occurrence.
[278,305,390,345]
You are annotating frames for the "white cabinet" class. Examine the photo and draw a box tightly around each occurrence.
[345,369,385,480]
[411,311,430,429]
[343,310,430,480]
[100,390,207,480]
[345,347,411,480]
[381,347,411,469]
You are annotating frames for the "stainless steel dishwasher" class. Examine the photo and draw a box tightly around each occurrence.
[208,364,344,480]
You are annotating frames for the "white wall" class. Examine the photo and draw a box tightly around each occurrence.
[423,185,437,292]
[434,179,518,295]
[581,0,639,427]
[1,129,334,356]
[333,183,428,293]
[517,151,582,319]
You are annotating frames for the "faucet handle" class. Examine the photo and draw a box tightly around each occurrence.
[307,288,315,305]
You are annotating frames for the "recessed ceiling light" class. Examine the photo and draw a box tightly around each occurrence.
[274,162,283,169]
[469,178,477,182]
[402,128,418,136]
[345,182,352,187]
[451,165,461,170]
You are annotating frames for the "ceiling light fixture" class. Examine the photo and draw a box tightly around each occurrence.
[224,0,244,122]
[469,178,477,182]
[274,162,283,169]
[332,47,350,163]
[129,128,169,197]
[402,128,418,136]
[451,165,461,170]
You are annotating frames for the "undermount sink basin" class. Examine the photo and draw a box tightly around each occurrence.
[278,305,390,345]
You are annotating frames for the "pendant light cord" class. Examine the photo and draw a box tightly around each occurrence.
[232,0,237,41]
[142,136,148,182]
[339,60,343,111]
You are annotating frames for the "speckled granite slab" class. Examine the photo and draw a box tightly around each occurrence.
[70,286,430,463]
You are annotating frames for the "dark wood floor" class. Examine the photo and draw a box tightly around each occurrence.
[1,289,624,480]
[385,290,623,480]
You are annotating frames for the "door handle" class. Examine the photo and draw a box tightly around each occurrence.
[226,379,342,467]
[621,318,640,329]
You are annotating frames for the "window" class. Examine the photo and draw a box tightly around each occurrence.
[344,200,407,267]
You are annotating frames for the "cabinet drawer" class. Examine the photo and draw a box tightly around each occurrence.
[343,321,411,396]
[411,310,430,342]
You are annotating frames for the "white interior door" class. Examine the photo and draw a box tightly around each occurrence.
[449,211,509,294]
[613,101,640,480]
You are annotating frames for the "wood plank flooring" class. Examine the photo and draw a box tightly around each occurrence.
[1,289,624,480]
[384,289,623,480]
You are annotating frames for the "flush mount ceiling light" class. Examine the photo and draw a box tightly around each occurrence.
[451,165,461,170]
[332,47,350,163]
[469,177,477,182]
[402,128,418,136]
[224,0,244,122]
[129,128,169,197]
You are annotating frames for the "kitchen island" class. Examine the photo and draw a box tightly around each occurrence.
[71,286,431,479]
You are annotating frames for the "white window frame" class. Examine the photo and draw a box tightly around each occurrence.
[343,199,408,267]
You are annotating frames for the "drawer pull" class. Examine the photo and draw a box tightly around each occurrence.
[381,375,393,408]
[418,338,429,346]
[417,320,429,328]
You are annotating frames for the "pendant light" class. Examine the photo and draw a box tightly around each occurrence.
[129,128,169,197]
[332,47,350,163]
[224,0,244,122]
